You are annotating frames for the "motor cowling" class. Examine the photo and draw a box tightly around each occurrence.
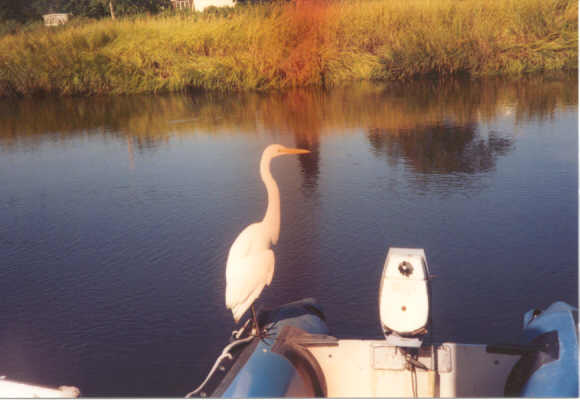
[379,248,430,345]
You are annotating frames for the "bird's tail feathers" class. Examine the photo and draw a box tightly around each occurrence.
[231,305,245,323]
[230,284,264,324]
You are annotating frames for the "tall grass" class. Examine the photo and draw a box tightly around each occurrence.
[0,0,577,95]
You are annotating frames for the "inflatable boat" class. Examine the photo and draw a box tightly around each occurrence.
[190,248,578,398]
[2,248,576,397]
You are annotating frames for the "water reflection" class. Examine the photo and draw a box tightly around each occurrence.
[1,74,575,147]
[0,75,575,194]
[367,123,515,194]
[368,124,514,174]
[282,90,322,195]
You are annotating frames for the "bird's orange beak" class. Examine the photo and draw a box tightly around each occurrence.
[281,147,310,155]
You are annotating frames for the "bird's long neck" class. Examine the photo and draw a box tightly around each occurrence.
[260,154,280,245]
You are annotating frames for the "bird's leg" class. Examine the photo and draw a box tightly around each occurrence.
[251,305,262,338]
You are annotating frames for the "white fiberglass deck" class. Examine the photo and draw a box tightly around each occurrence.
[0,378,79,398]
[307,340,519,397]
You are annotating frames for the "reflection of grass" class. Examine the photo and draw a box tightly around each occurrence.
[0,75,576,150]
[0,0,577,95]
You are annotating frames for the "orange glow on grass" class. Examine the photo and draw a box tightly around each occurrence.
[278,0,333,87]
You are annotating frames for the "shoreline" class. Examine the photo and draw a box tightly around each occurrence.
[0,0,577,97]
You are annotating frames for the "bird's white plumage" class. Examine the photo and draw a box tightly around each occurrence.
[225,224,275,322]
[225,144,309,323]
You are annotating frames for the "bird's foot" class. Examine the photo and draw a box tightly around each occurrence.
[256,324,279,345]
[251,324,266,339]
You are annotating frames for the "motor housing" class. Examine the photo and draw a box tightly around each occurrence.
[379,248,430,346]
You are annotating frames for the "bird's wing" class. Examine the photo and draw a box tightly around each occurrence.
[225,249,275,322]
[226,223,260,262]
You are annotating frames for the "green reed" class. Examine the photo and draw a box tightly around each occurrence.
[0,0,576,96]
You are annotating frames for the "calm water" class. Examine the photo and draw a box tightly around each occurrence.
[0,76,577,396]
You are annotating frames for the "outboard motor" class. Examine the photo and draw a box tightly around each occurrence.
[379,248,431,347]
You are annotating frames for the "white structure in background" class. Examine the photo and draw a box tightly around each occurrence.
[42,13,71,26]
[171,0,195,10]
[171,0,235,12]
[194,0,235,11]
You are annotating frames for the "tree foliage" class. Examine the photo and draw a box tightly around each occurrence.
[0,0,171,22]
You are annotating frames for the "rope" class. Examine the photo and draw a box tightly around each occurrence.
[185,320,254,398]
[404,351,427,398]
[232,319,251,340]
[410,365,418,398]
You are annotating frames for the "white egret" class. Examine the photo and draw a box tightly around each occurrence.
[225,144,310,334]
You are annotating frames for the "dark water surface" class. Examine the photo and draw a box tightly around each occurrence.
[0,76,577,396]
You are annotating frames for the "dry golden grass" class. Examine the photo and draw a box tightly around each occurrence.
[0,0,577,95]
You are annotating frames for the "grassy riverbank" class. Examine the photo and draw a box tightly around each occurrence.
[0,0,577,96]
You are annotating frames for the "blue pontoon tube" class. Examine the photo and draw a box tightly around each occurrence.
[192,298,577,398]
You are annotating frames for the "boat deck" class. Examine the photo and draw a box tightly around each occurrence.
[306,340,519,397]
